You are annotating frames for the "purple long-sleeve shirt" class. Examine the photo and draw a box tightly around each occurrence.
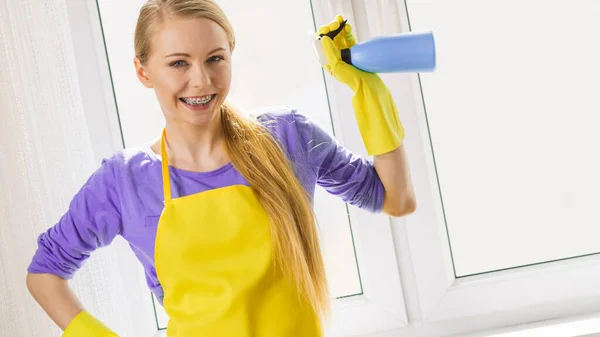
[27,106,385,303]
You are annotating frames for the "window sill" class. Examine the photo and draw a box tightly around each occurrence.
[466,312,600,337]
[153,313,600,337]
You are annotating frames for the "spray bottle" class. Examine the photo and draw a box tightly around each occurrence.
[311,20,436,73]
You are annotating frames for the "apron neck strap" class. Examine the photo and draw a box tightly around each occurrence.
[160,128,172,202]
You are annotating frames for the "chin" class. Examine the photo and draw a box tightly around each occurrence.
[180,111,218,126]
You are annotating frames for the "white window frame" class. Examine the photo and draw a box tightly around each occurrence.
[381,0,600,335]
[65,0,408,336]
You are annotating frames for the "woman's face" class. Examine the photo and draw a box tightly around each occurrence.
[135,16,232,127]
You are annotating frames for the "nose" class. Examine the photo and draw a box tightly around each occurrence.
[189,63,211,89]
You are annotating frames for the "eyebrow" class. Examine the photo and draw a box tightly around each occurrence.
[165,47,226,58]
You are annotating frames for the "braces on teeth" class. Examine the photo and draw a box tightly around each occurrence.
[183,95,213,105]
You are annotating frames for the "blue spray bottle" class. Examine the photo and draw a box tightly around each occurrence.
[312,20,436,73]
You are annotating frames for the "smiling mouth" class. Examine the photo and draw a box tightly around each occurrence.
[180,94,216,106]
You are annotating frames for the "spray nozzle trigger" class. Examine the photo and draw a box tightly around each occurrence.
[318,20,347,40]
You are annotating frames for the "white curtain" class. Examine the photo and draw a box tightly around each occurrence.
[361,0,404,36]
[317,0,405,40]
[0,1,141,336]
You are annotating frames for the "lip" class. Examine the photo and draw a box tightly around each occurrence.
[180,94,215,99]
[179,94,216,111]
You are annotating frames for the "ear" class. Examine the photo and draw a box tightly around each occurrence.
[134,57,153,88]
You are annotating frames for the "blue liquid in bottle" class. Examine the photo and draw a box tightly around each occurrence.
[317,20,437,74]
[342,31,436,73]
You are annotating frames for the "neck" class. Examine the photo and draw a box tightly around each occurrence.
[162,114,229,171]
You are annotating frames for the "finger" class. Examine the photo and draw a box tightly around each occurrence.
[328,20,340,32]
[318,26,341,49]
[317,26,330,37]
[320,36,341,66]
[339,32,348,49]
[339,23,350,49]
[344,24,356,47]
[327,20,344,48]
[335,15,345,24]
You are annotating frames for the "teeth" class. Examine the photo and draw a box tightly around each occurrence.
[182,95,213,105]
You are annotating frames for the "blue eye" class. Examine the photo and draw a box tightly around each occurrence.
[208,55,224,63]
[170,60,188,68]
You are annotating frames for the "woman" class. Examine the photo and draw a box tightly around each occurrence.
[26,0,416,336]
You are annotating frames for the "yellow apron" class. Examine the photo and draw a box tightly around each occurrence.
[154,129,323,336]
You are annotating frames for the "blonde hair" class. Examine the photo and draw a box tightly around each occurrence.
[134,0,329,316]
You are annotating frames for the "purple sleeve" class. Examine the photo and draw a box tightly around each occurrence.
[260,107,385,213]
[27,157,123,279]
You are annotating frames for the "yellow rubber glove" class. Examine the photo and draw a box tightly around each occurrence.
[318,15,404,155]
[63,311,119,337]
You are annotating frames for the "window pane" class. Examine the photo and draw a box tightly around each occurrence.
[97,0,362,328]
[406,0,600,276]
